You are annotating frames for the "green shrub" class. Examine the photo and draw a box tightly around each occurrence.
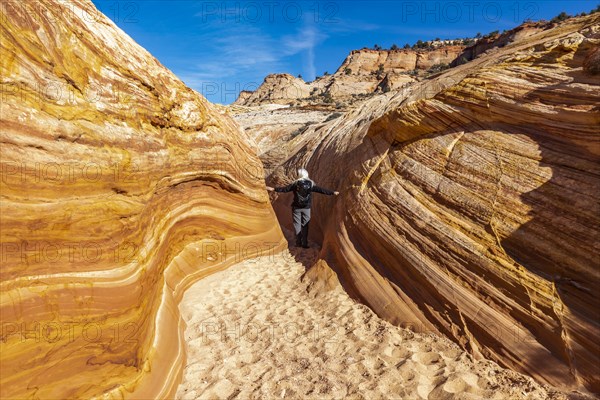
[324,112,343,122]
[550,12,570,23]
[427,63,450,74]
[322,92,334,103]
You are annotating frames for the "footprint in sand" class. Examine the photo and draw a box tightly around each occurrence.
[413,351,443,366]
[443,376,468,393]
[391,346,411,360]
[176,255,575,400]
[441,347,462,361]
[398,360,417,381]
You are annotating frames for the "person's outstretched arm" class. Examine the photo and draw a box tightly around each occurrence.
[312,185,339,196]
[266,182,295,192]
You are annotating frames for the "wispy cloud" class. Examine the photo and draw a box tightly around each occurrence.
[281,24,328,79]
[174,26,281,87]
[322,19,381,34]
[170,11,330,102]
[175,20,327,91]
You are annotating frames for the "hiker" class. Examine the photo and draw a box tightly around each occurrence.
[266,168,339,248]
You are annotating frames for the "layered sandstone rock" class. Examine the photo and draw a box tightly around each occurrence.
[234,89,253,104]
[235,47,465,106]
[0,1,284,398]
[254,14,600,394]
[338,47,464,73]
[452,22,544,66]
[233,73,310,106]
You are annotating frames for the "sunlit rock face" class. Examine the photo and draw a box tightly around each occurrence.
[235,47,465,106]
[266,14,600,394]
[339,47,465,73]
[233,73,310,106]
[0,0,284,398]
[452,23,544,66]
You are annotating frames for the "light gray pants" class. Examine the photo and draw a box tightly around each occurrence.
[292,208,311,246]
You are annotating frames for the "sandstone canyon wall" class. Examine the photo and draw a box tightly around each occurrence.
[265,14,600,394]
[0,1,284,398]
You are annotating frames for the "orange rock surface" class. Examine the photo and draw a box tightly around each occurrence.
[263,14,600,394]
[0,0,284,398]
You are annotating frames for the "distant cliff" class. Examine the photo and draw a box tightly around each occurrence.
[235,73,310,106]
[452,21,545,66]
[340,46,465,72]
[234,46,465,106]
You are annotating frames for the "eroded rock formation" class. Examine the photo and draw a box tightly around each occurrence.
[258,14,600,394]
[452,22,544,67]
[235,46,465,106]
[0,1,284,398]
[340,47,465,73]
[234,73,310,106]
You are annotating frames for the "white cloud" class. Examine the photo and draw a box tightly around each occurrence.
[175,21,327,87]
[281,24,328,80]
[323,19,381,34]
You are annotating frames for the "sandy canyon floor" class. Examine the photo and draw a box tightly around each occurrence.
[174,234,584,400]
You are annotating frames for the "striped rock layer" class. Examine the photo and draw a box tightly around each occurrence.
[267,14,600,394]
[0,0,284,398]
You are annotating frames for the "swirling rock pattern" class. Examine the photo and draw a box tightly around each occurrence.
[0,0,284,398]
[264,14,600,394]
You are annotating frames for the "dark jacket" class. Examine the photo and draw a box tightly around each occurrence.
[274,179,334,209]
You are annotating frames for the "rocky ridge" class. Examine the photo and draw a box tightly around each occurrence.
[234,46,465,106]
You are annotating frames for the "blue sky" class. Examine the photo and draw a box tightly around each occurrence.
[91,1,597,104]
